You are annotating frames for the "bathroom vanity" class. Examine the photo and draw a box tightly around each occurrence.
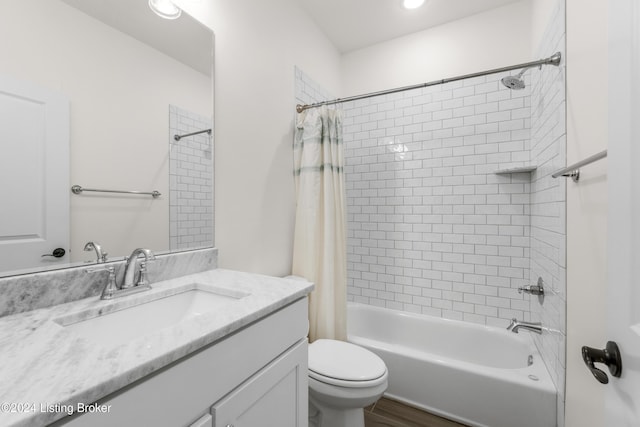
[0,269,313,427]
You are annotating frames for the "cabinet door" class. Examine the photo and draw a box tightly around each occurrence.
[212,340,308,427]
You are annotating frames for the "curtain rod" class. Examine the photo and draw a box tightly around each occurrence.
[295,52,561,113]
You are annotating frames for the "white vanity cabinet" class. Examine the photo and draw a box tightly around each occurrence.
[53,298,308,427]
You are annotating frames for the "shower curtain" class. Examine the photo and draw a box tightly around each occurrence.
[292,105,347,342]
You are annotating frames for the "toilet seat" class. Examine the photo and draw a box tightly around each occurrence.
[309,339,387,388]
[309,368,388,388]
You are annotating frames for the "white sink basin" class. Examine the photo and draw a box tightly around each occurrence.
[54,284,250,346]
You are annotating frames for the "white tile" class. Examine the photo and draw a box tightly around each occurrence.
[337,50,565,382]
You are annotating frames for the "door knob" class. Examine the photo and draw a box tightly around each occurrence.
[42,248,66,258]
[581,341,622,384]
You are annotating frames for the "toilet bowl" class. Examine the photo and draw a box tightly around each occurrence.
[283,275,388,426]
[308,339,388,427]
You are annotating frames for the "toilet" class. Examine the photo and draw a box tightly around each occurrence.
[284,275,388,426]
[307,339,388,427]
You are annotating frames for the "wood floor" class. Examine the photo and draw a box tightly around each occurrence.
[364,397,469,427]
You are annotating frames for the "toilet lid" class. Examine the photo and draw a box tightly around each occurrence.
[308,339,387,382]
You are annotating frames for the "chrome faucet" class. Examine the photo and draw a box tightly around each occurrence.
[84,241,108,263]
[122,248,156,289]
[507,318,543,334]
[85,248,156,300]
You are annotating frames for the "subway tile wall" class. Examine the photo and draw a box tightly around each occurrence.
[169,105,214,251]
[341,77,534,327]
[529,1,567,425]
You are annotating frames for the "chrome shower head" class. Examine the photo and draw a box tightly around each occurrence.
[501,64,533,90]
[501,75,526,90]
[500,51,561,91]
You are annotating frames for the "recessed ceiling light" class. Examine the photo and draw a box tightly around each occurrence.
[149,0,182,20]
[403,0,425,10]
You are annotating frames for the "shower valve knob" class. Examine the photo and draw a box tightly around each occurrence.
[518,277,545,296]
[518,285,544,295]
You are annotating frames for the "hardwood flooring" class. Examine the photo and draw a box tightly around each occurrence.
[364,397,469,427]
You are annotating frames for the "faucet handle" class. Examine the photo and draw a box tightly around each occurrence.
[86,266,118,299]
[136,261,154,287]
[518,277,545,298]
[518,285,545,295]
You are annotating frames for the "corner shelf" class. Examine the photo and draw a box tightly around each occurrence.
[494,165,538,175]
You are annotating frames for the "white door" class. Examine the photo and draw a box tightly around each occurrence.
[606,0,640,425]
[0,74,69,273]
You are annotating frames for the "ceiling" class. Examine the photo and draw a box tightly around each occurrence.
[60,0,213,75]
[297,0,524,53]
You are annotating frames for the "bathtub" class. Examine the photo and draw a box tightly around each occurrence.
[347,303,556,427]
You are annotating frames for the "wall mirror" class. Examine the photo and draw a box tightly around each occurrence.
[0,0,214,277]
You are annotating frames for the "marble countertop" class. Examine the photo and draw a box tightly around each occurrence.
[0,269,313,427]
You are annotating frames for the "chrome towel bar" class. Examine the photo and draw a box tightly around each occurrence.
[551,150,607,182]
[71,185,161,198]
[174,128,211,141]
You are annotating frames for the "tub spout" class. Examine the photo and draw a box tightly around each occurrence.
[507,318,542,334]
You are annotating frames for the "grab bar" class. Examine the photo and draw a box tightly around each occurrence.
[71,185,161,198]
[551,150,607,182]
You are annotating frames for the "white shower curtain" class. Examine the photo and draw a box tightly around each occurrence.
[292,105,347,342]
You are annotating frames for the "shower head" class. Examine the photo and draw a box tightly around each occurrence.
[501,51,562,90]
[501,74,526,90]
[501,65,533,90]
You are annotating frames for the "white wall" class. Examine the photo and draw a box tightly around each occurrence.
[176,0,342,275]
[531,0,560,54]
[564,0,608,426]
[0,0,212,262]
[341,1,533,96]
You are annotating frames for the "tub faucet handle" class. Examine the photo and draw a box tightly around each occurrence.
[518,277,545,296]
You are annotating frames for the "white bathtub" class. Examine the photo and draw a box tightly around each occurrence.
[347,303,557,427]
